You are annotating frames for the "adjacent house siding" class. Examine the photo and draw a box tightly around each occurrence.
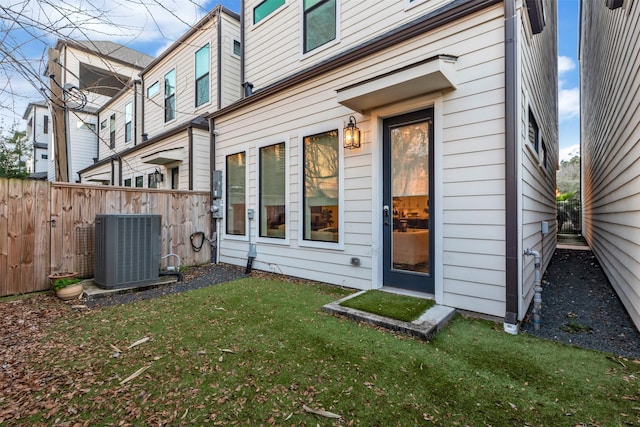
[68,113,99,182]
[581,1,640,328]
[97,87,137,160]
[243,0,458,88]
[220,12,242,108]
[216,4,510,314]
[518,0,558,317]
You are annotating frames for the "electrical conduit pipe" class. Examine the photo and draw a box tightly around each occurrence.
[524,248,542,330]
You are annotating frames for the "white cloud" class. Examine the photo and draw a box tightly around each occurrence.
[559,144,580,162]
[559,87,580,122]
[558,56,576,75]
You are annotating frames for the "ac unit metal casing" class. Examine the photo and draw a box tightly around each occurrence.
[94,214,161,289]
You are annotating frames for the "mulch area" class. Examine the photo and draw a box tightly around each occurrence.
[521,247,640,360]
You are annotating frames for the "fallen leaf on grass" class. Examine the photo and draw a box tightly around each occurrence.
[303,404,342,419]
[218,348,235,354]
[120,365,151,385]
[128,337,150,349]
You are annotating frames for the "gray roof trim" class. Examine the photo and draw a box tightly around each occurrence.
[56,39,154,69]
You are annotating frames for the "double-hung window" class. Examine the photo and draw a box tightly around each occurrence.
[259,143,286,239]
[195,44,210,107]
[253,0,285,24]
[303,130,339,243]
[528,108,540,154]
[124,102,132,143]
[164,69,176,122]
[303,0,336,53]
[226,152,246,236]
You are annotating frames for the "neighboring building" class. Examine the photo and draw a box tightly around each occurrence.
[22,100,51,177]
[47,39,154,182]
[208,0,558,328]
[580,1,640,328]
[79,6,241,191]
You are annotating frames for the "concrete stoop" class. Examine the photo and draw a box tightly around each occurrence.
[82,276,179,300]
[322,291,456,341]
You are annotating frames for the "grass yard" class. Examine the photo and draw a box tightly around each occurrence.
[4,277,640,426]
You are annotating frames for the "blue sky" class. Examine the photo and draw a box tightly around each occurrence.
[2,0,580,160]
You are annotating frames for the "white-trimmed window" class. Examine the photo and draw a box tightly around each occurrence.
[124,178,132,187]
[254,0,285,24]
[302,129,339,243]
[195,44,210,107]
[528,108,540,154]
[124,102,132,143]
[232,39,241,57]
[164,69,176,122]
[109,114,116,148]
[303,0,336,53]
[148,172,158,189]
[226,152,246,236]
[135,175,143,188]
[259,142,286,239]
[147,81,159,98]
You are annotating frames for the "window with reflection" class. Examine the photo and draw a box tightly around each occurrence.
[303,0,336,53]
[259,143,286,238]
[226,152,246,235]
[195,44,210,107]
[164,69,176,122]
[303,130,339,242]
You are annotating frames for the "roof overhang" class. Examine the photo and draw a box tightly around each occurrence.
[336,55,458,113]
[141,147,184,165]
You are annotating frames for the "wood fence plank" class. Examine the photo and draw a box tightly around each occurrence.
[61,185,74,273]
[0,179,8,296]
[7,180,23,294]
[21,180,36,293]
[50,183,63,273]
[34,181,50,291]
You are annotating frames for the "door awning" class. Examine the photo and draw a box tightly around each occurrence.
[86,172,111,182]
[336,55,458,113]
[141,147,184,165]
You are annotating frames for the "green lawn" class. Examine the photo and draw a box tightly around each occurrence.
[339,289,435,322]
[13,278,640,425]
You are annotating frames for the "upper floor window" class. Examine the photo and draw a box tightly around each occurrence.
[232,39,241,57]
[195,44,210,107]
[43,115,49,134]
[164,69,176,122]
[109,114,116,149]
[528,108,540,154]
[147,81,159,98]
[226,152,246,236]
[259,143,286,239]
[303,129,339,243]
[124,102,132,143]
[303,0,336,53]
[100,119,107,130]
[253,0,285,24]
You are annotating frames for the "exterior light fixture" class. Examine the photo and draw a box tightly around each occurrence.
[343,116,361,149]
[154,169,164,183]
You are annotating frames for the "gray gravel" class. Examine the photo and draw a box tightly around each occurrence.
[521,248,640,359]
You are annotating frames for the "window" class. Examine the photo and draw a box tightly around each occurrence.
[253,0,285,24]
[195,45,210,107]
[124,178,132,187]
[147,81,159,98]
[124,102,132,143]
[109,114,116,149]
[77,121,96,132]
[233,39,241,57]
[303,130,339,242]
[41,154,48,159]
[303,0,336,53]
[43,115,49,134]
[135,176,143,187]
[528,108,540,154]
[100,119,107,130]
[148,172,158,189]
[164,69,176,122]
[171,167,179,190]
[226,152,246,235]
[259,143,286,238]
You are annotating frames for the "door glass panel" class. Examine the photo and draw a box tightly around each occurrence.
[391,121,429,274]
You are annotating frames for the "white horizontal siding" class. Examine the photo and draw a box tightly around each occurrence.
[192,129,211,191]
[581,0,640,328]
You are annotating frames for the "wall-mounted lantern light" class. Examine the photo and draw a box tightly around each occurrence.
[343,115,361,149]
[154,168,164,183]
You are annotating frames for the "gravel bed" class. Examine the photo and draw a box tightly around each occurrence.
[521,248,640,359]
[84,263,247,309]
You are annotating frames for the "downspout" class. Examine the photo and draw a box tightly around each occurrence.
[141,78,146,138]
[217,7,223,110]
[118,157,123,186]
[188,125,194,190]
[133,79,140,146]
[110,157,115,186]
[240,0,246,99]
[210,117,218,263]
[504,0,519,333]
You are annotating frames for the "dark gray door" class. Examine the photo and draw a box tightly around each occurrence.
[382,109,434,293]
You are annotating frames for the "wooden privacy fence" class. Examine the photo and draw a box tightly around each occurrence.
[0,179,212,297]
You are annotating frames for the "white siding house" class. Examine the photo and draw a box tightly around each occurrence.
[580,0,640,328]
[22,101,51,176]
[79,6,241,191]
[209,0,557,328]
[47,40,154,182]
